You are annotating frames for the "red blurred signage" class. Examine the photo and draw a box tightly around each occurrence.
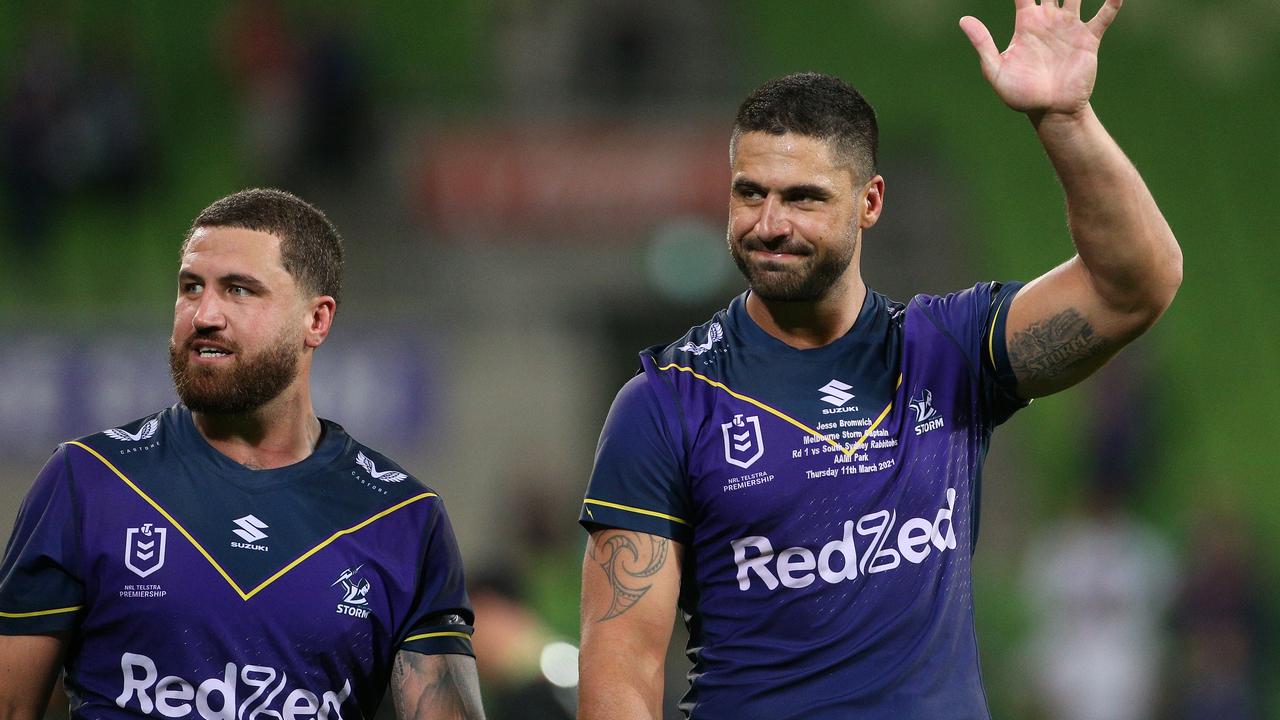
[414,122,730,240]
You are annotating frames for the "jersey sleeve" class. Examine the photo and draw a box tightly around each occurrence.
[579,372,693,545]
[0,445,85,634]
[398,499,474,657]
[917,281,1028,427]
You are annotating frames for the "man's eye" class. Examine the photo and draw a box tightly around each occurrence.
[183,282,203,295]
[228,286,251,297]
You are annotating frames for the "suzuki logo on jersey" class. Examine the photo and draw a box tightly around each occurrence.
[230,515,269,552]
[732,489,958,591]
[721,414,764,469]
[332,565,373,618]
[124,524,167,578]
[910,389,945,435]
[818,379,860,414]
[117,652,351,720]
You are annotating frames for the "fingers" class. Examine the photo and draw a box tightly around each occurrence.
[1014,0,1034,9]
[1062,0,1083,15]
[959,16,1001,83]
[1087,0,1123,37]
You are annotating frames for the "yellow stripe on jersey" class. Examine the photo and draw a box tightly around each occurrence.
[655,363,902,458]
[988,292,1010,372]
[405,630,473,643]
[66,441,435,602]
[582,498,690,526]
[0,605,82,618]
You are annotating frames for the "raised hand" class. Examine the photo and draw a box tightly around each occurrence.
[959,0,1122,117]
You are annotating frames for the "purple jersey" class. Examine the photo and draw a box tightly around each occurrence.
[0,405,472,719]
[580,284,1025,719]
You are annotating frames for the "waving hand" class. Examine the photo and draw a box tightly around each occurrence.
[959,0,1122,117]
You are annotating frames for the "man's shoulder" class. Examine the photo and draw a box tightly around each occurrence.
[68,406,177,457]
[335,428,439,501]
[645,304,734,367]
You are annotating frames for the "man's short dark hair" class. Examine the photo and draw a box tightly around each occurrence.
[184,188,345,304]
[733,72,879,180]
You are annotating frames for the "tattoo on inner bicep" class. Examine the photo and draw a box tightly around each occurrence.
[1008,308,1109,381]
[589,530,669,622]
[392,652,483,719]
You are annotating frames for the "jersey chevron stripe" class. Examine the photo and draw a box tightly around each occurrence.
[655,363,902,457]
[405,630,473,642]
[988,293,1009,371]
[0,605,82,618]
[65,441,436,601]
[582,498,691,526]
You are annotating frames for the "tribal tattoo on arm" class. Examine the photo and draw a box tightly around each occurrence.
[1008,307,1111,383]
[589,530,670,622]
[391,651,485,720]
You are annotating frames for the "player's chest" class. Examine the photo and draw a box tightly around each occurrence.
[676,355,973,530]
[75,470,424,646]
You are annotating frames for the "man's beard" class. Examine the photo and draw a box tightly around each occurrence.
[728,230,856,302]
[169,332,300,415]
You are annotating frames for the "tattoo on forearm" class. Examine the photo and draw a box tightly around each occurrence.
[392,652,485,719]
[1008,308,1109,381]
[589,530,669,622]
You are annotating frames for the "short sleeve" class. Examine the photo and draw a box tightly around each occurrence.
[0,446,85,634]
[398,500,474,657]
[579,373,692,545]
[917,281,1028,427]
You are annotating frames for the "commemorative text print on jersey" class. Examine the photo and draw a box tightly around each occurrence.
[117,652,351,720]
[733,489,957,590]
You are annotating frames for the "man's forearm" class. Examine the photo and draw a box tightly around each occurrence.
[578,642,666,720]
[1033,105,1182,316]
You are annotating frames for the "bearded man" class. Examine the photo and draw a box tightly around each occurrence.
[578,1,1182,718]
[0,189,485,719]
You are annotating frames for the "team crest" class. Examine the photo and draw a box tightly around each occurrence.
[721,414,765,469]
[124,523,167,578]
[910,389,946,436]
[333,565,373,618]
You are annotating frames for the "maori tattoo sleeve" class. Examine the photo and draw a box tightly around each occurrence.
[589,530,670,622]
[1007,308,1109,382]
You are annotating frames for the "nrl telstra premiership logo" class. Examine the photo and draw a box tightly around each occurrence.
[124,523,167,578]
[721,414,764,469]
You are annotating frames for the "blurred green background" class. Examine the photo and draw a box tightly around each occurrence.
[1,1,1276,718]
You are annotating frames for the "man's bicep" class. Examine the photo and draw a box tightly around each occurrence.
[579,528,683,720]
[581,527,682,627]
[390,651,485,720]
[1005,257,1136,398]
[0,633,68,719]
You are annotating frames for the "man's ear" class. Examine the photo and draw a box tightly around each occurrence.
[860,175,885,229]
[304,296,336,349]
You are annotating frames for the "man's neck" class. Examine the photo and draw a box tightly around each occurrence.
[744,278,867,350]
[192,391,322,470]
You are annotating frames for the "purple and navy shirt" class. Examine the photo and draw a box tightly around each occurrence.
[0,405,472,719]
[580,283,1025,719]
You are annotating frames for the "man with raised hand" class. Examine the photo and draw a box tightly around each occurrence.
[578,1,1180,717]
[0,189,485,719]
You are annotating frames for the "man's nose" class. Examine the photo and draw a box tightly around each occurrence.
[754,195,790,242]
[192,292,227,332]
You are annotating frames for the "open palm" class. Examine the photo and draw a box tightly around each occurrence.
[960,0,1122,116]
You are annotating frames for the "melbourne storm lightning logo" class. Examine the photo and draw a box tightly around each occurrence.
[333,565,372,618]
[909,389,945,436]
